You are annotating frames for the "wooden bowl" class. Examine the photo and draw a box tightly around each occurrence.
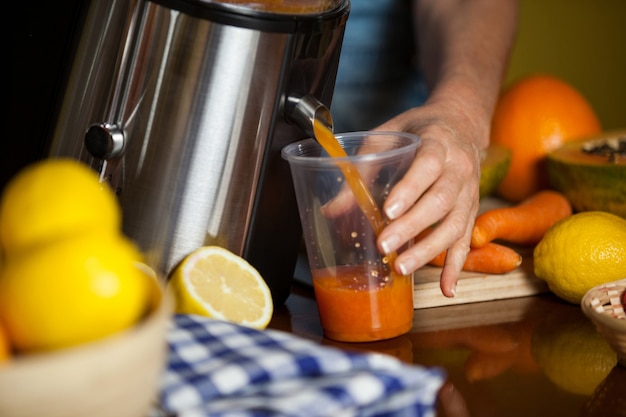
[581,278,626,366]
[0,271,173,417]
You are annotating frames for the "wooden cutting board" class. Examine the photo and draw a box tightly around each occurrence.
[412,198,551,309]
[413,246,549,309]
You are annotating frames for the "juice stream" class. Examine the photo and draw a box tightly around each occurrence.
[312,119,397,265]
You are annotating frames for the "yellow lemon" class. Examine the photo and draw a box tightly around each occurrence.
[531,309,617,396]
[168,246,273,330]
[0,234,149,352]
[0,158,120,256]
[534,211,626,304]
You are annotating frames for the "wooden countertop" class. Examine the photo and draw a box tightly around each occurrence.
[268,282,624,417]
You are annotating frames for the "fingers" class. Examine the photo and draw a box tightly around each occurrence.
[320,133,416,221]
[373,115,482,295]
[382,141,446,222]
[437,382,471,417]
[377,143,457,248]
[439,249,467,298]
[320,185,356,218]
[439,216,474,297]
[378,153,478,280]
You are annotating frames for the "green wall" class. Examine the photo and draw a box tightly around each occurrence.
[505,0,626,130]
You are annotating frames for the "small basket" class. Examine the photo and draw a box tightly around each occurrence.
[581,278,626,366]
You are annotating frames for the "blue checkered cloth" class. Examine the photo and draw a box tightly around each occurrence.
[157,314,445,417]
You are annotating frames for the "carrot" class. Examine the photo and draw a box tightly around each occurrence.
[471,190,572,248]
[429,242,522,274]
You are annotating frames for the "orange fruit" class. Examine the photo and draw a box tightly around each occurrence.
[491,74,601,202]
[0,322,11,362]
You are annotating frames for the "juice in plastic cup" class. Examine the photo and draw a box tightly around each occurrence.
[282,128,420,342]
[312,265,414,342]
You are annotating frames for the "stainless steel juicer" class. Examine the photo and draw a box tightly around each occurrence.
[49,0,349,304]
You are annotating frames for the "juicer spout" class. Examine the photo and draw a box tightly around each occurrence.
[285,94,334,139]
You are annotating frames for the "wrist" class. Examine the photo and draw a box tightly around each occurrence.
[426,77,496,150]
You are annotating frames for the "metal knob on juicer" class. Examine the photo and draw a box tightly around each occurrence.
[84,123,125,159]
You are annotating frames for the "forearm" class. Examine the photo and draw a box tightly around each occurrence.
[413,0,518,148]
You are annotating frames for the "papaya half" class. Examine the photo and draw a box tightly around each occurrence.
[547,129,626,217]
[479,144,512,198]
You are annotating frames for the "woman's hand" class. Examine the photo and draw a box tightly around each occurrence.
[375,94,488,297]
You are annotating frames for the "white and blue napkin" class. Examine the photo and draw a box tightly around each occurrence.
[158,314,445,417]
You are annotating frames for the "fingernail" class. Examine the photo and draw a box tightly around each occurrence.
[384,200,404,220]
[380,234,400,254]
[444,382,456,395]
[450,284,457,297]
[398,258,417,276]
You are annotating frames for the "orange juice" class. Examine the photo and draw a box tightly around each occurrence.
[312,265,414,342]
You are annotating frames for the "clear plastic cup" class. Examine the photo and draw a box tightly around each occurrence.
[282,131,420,342]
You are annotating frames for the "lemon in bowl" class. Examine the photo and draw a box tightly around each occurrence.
[0,158,121,257]
[0,157,173,417]
[0,234,150,352]
[0,263,173,417]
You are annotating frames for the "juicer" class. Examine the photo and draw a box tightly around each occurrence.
[49,0,349,304]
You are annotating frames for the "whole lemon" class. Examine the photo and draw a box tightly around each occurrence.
[0,158,120,256]
[0,234,149,352]
[534,211,626,304]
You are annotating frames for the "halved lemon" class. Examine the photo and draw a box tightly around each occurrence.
[168,246,273,330]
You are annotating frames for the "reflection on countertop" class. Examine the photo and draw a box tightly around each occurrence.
[269,283,624,417]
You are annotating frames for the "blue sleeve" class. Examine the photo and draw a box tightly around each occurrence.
[331,0,429,132]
